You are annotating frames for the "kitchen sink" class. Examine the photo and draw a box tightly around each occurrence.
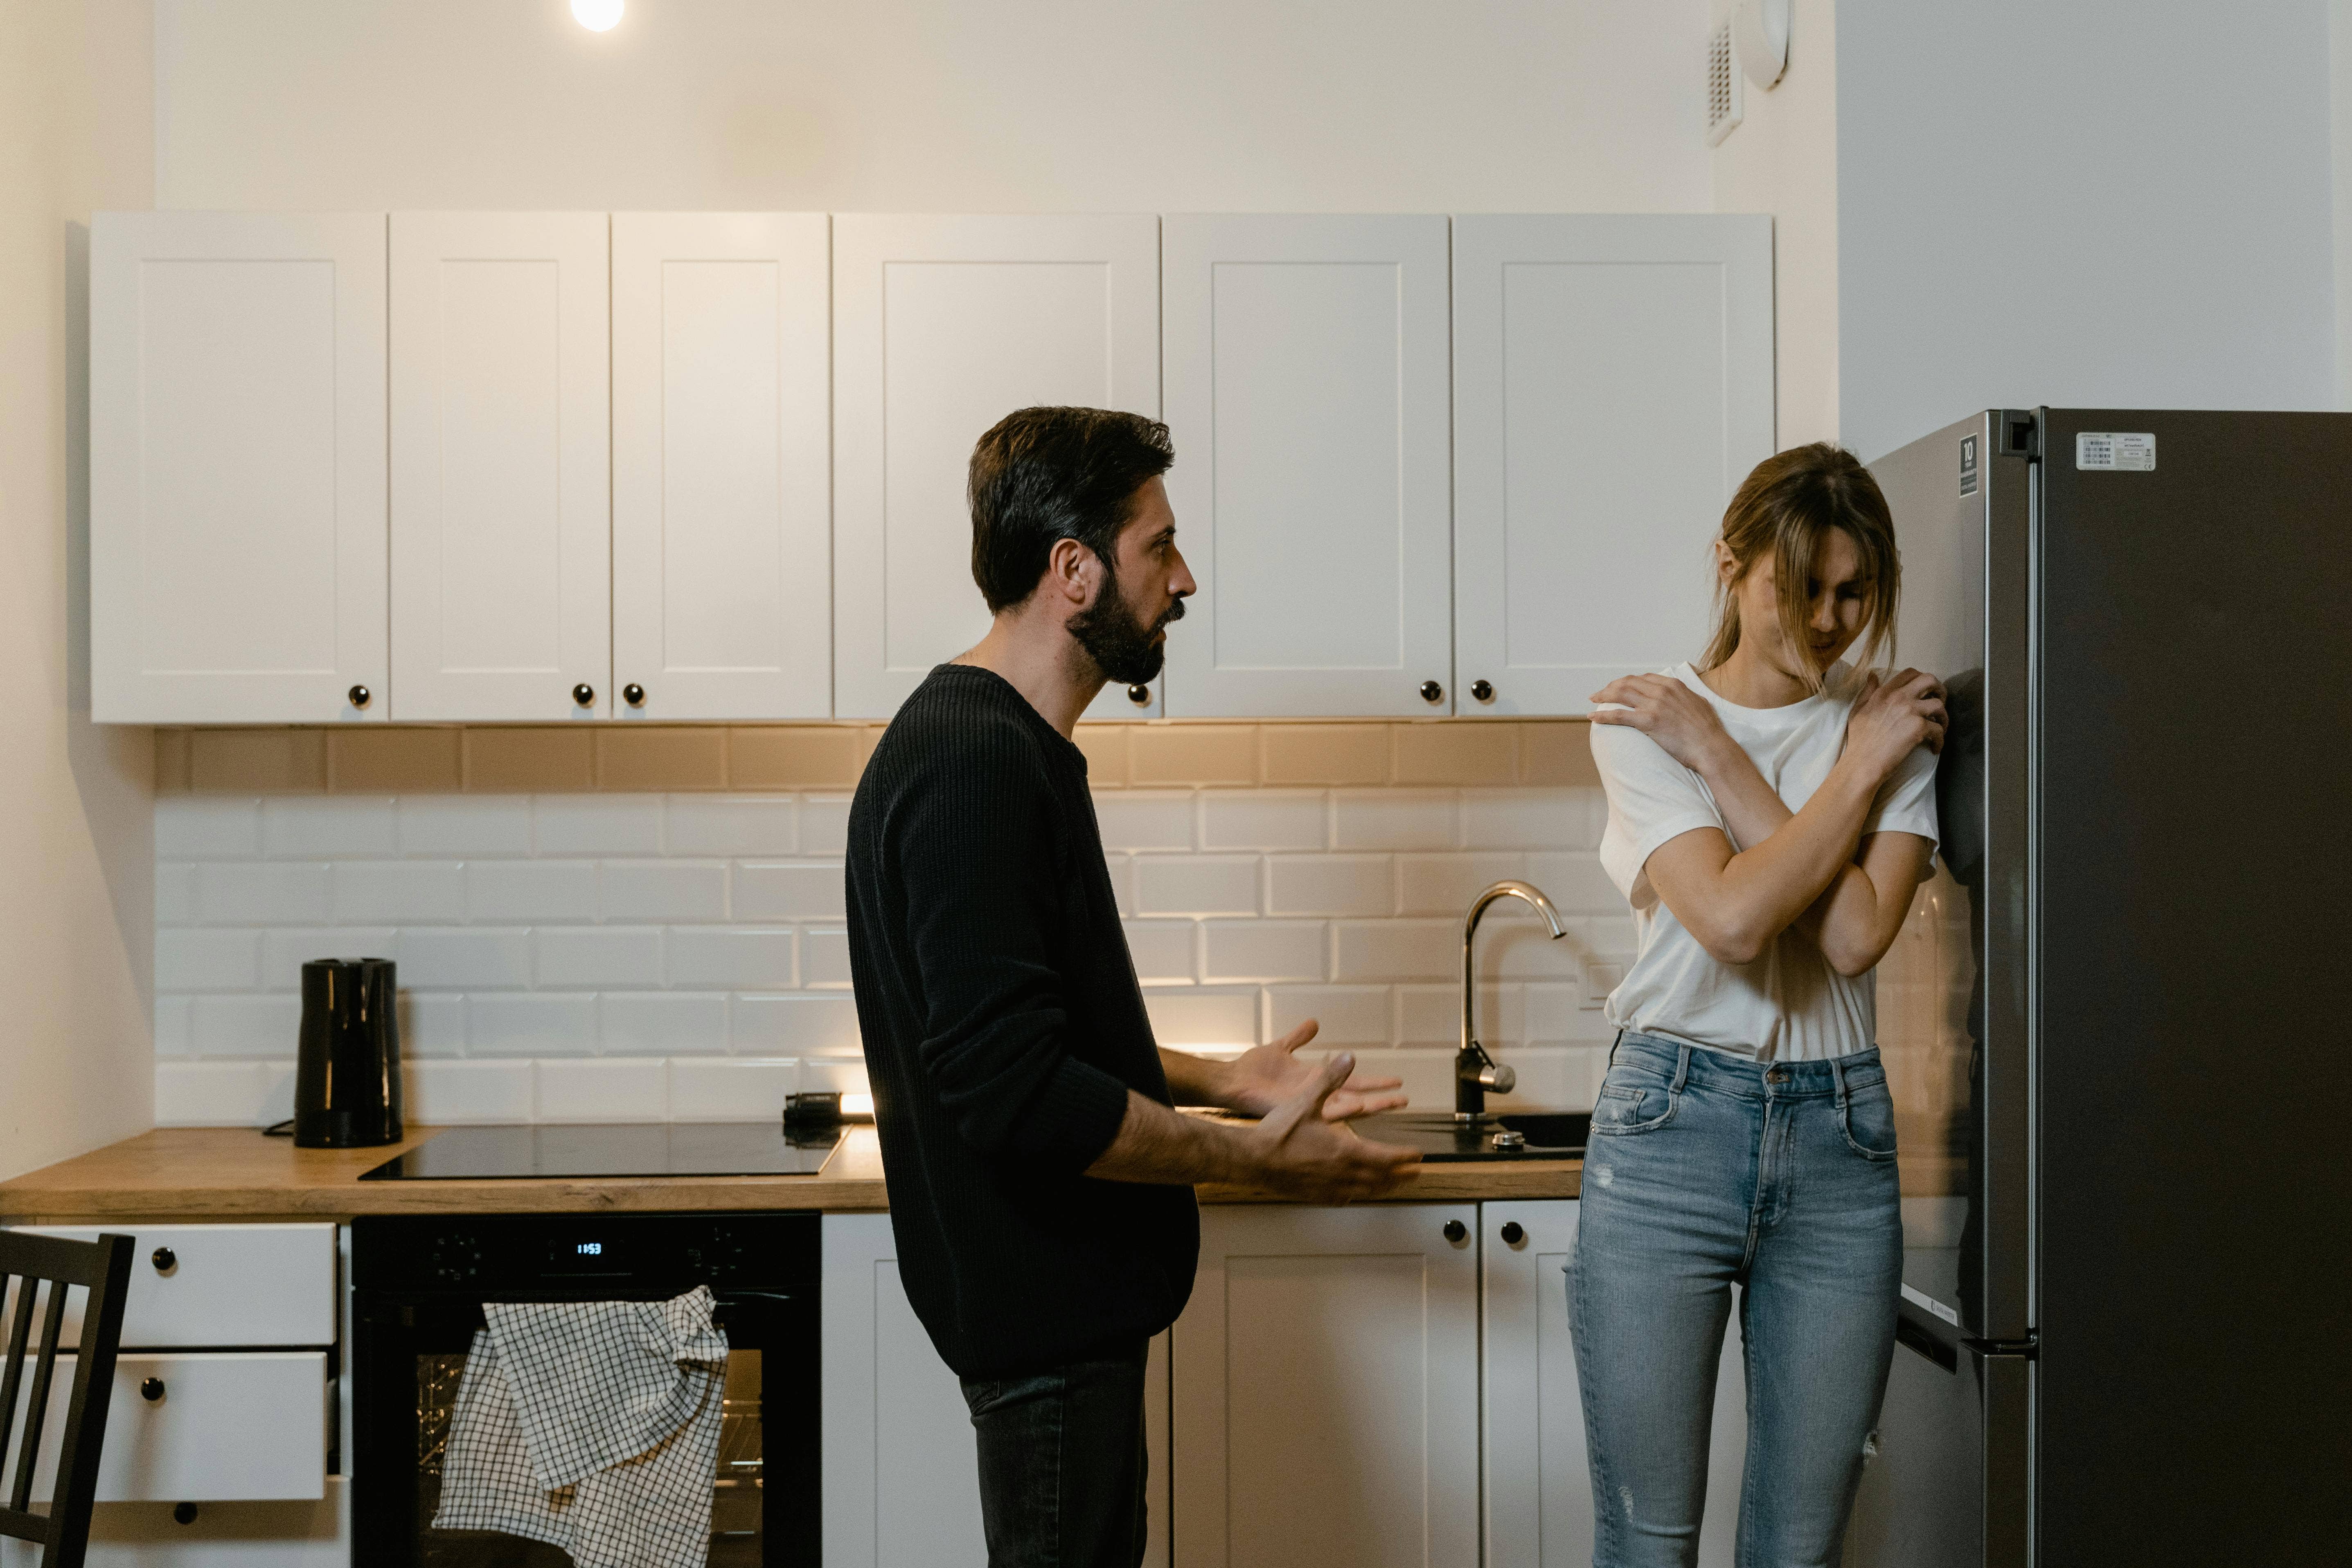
[1351,1111,1589,1162]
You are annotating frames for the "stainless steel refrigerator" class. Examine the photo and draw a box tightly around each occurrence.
[1847,410,2352,1567]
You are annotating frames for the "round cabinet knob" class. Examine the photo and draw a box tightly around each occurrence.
[622,683,646,707]
[571,683,596,708]
[347,685,371,710]
[1420,680,1445,704]
[172,1503,200,1526]
[1500,1221,1526,1246]
[1442,1219,1469,1244]
[1126,684,1152,707]
[140,1377,166,1403]
[151,1246,176,1273]
[1470,679,1495,703]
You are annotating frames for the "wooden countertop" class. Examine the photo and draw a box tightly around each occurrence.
[0,1126,1580,1222]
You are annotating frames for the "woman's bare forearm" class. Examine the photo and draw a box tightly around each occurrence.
[1648,754,1881,962]
[1690,737,1888,960]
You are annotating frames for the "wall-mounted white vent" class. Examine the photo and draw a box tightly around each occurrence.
[1706,17,1743,146]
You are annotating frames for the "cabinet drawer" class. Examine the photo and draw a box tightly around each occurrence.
[0,1482,346,1568]
[8,1223,336,1347]
[14,1351,328,1502]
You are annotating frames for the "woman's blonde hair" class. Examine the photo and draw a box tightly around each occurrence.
[1699,442,1900,690]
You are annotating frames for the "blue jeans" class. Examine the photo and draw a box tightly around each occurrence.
[1572,1032,1902,1568]
[960,1342,1149,1568]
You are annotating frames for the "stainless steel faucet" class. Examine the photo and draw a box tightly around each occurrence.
[1458,880,1568,1122]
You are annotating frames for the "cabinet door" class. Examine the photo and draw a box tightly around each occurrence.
[1173,1203,1480,1568]
[390,212,610,720]
[0,1481,345,1568]
[1451,216,1774,715]
[611,213,832,719]
[90,212,387,723]
[831,215,1162,720]
[821,1214,1171,1568]
[1482,1200,1748,1568]
[1160,216,1454,718]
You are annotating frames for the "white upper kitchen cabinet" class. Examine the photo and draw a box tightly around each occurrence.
[1160,215,1455,718]
[1451,215,1774,715]
[389,212,611,721]
[831,214,1162,720]
[611,213,833,719]
[1172,1203,1480,1568]
[90,212,387,723]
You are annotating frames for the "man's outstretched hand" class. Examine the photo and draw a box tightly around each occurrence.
[1241,1052,1423,1203]
[1221,1020,1408,1122]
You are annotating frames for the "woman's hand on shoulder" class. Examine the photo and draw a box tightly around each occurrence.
[1844,668,1948,779]
[1590,674,1737,775]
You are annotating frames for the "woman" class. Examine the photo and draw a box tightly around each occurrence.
[1576,442,1946,1568]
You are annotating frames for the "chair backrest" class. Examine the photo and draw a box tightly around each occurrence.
[0,1231,134,1568]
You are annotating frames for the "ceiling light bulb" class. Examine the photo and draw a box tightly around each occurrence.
[571,0,623,32]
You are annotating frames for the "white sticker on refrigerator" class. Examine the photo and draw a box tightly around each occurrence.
[1901,1282,1962,1327]
[2076,431,2156,471]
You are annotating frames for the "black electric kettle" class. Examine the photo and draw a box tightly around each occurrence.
[292,957,402,1147]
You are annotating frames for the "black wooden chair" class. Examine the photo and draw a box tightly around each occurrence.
[0,1232,134,1568]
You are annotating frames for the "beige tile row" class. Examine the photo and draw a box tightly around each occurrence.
[155,720,1600,796]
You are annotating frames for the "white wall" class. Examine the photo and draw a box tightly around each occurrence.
[1836,0,2340,462]
[2333,0,2352,407]
[153,0,1710,214]
[0,0,157,1182]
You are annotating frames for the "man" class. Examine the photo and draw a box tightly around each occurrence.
[846,406,1421,1566]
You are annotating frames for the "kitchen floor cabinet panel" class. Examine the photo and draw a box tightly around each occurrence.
[0,1481,346,1568]
[1482,1200,1748,1568]
[821,1213,1172,1568]
[12,1351,327,1503]
[1160,215,1455,718]
[1172,1203,1480,1568]
[6,1222,336,1348]
[831,215,1162,721]
[90,212,388,724]
[612,212,833,719]
[1451,215,1774,715]
[390,212,612,720]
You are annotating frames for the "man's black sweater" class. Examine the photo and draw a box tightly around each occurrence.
[845,664,1199,1379]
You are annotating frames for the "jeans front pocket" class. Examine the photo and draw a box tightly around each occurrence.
[1839,1077,1899,1161]
[1591,1075,1678,1135]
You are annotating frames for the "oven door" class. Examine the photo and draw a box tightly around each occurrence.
[352,1289,816,1568]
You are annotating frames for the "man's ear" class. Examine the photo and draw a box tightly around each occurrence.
[1045,536,1099,608]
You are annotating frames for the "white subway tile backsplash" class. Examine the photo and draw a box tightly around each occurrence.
[1202,920,1325,984]
[801,929,853,989]
[732,993,861,1054]
[800,1053,872,1095]
[468,993,597,1057]
[1478,918,1583,981]
[1133,855,1259,916]
[263,797,397,858]
[466,860,599,924]
[668,928,798,989]
[1122,920,1198,986]
[601,861,729,921]
[535,927,665,989]
[156,862,196,926]
[1525,983,1611,1044]
[408,1059,535,1123]
[156,797,261,858]
[1144,989,1259,1047]
[538,1057,672,1120]
[734,861,846,920]
[1202,792,1327,852]
[665,796,799,857]
[190,994,302,1057]
[1487,1045,1603,1111]
[1525,851,1624,914]
[398,927,532,990]
[155,995,194,1057]
[1332,919,1456,982]
[399,796,533,857]
[1263,985,1391,1047]
[669,1057,803,1121]
[1333,791,1459,850]
[262,927,397,981]
[600,993,730,1056]
[1395,852,1533,915]
[157,928,261,992]
[1399,983,1520,1047]
[798,795,853,856]
[534,795,663,856]
[334,861,465,923]
[399,991,469,1057]
[199,862,331,924]
[1265,854,1392,917]
[1462,788,1600,850]
[155,1059,276,1126]
[1093,792,1195,852]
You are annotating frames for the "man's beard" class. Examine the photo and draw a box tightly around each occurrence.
[1067,564,1184,686]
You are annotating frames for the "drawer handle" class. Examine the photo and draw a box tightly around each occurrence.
[1499,1221,1526,1246]
[140,1377,166,1403]
[1442,1219,1468,1244]
[151,1246,176,1273]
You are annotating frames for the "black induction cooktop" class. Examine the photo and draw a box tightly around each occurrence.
[358,1121,846,1180]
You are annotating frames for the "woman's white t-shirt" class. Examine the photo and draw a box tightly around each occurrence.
[1591,662,1940,1063]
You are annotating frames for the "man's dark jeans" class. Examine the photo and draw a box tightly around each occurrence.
[960,1342,1149,1567]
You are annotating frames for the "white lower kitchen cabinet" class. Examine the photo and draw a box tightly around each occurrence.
[1482,1200,1749,1568]
[0,1481,347,1568]
[822,1213,1171,1568]
[1172,1203,1481,1568]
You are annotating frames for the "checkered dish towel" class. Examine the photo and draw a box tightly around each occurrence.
[433,1287,730,1568]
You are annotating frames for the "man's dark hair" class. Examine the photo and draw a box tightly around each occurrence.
[968,407,1175,613]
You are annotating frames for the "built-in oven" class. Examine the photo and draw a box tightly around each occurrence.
[351,1212,819,1568]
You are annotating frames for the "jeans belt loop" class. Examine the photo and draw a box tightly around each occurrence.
[1607,1028,1624,1069]
[1671,1043,1693,1095]
[1829,1052,1850,1111]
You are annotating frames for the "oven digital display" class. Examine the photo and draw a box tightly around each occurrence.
[546,1236,629,1273]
